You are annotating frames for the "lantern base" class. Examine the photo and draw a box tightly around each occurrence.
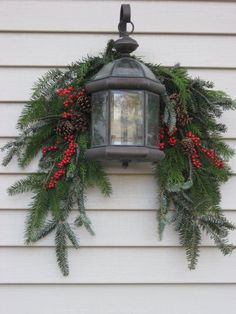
[85,146,165,162]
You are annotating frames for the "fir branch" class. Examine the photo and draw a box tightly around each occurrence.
[198,214,234,255]
[85,160,112,197]
[64,222,80,249]
[19,123,54,168]
[55,223,69,276]
[31,219,57,242]
[174,200,201,269]
[8,174,46,195]
[158,190,171,239]
[25,189,50,244]
[1,143,20,167]
[74,178,95,236]
[31,69,64,100]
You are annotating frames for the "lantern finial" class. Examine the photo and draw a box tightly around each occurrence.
[114,4,139,55]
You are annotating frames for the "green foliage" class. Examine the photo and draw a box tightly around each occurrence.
[154,61,236,268]
[55,223,69,276]
[84,160,112,196]
[25,189,50,243]
[2,40,235,275]
[149,64,190,111]
[31,220,57,242]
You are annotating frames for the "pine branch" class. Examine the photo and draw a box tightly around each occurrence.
[85,160,112,197]
[25,189,50,244]
[158,190,171,239]
[74,179,95,236]
[8,174,46,195]
[64,222,80,248]
[55,223,69,276]
[31,69,64,100]
[175,204,201,269]
[31,219,57,242]
[19,123,54,168]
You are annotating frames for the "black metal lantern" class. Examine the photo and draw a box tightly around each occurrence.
[85,4,166,165]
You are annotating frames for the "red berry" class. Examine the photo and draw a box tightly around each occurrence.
[168,137,177,146]
[159,143,165,150]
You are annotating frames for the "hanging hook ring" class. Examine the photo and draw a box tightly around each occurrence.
[118,21,135,37]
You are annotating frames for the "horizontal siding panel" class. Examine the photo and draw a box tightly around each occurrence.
[1,247,236,283]
[0,68,47,102]
[0,68,235,104]
[0,210,235,247]
[1,138,236,174]
[0,174,236,210]
[1,33,236,68]
[0,1,236,34]
[0,174,157,210]
[1,285,236,314]
[221,111,236,139]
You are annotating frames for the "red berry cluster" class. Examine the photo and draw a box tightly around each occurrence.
[57,87,87,122]
[57,86,86,108]
[201,148,224,168]
[47,135,77,189]
[48,168,66,189]
[57,135,77,168]
[45,86,88,189]
[186,132,201,146]
[56,86,74,97]
[168,136,177,146]
[42,145,58,157]
[159,126,178,150]
[186,131,224,169]
[62,110,73,119]
[159,142,165,150]
[190,148,202,169]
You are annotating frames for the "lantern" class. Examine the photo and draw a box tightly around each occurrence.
[85,4,166,165]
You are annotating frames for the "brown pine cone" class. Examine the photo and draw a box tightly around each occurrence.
[55,120,74,136]
[176,106,192,127]
[73,113,89,133]
[77,95,91,114]
[170,93,180,103]
[181,138,195,155]
[170,93,192,127]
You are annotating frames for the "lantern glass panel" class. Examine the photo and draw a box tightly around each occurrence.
[91,91,108,147]
[110,90,144,145]
[146,92,160,147]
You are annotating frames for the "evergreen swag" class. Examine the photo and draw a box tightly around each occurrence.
[2,40,236,275]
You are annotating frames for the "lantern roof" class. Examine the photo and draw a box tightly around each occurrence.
[86,57,165,95]
[93,57,158,82]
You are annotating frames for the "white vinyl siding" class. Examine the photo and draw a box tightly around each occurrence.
[1,1,236,313]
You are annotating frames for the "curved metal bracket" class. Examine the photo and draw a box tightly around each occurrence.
[118,4,134,37]
[114,4,138,55]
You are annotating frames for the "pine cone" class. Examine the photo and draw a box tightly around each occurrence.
[77,95,91,114]
[176,107,192,127]
[55,120,74,136]
[170,93,180,103]
[170,93,192,127]
[181,138,195,155]
[73,113,89,133]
